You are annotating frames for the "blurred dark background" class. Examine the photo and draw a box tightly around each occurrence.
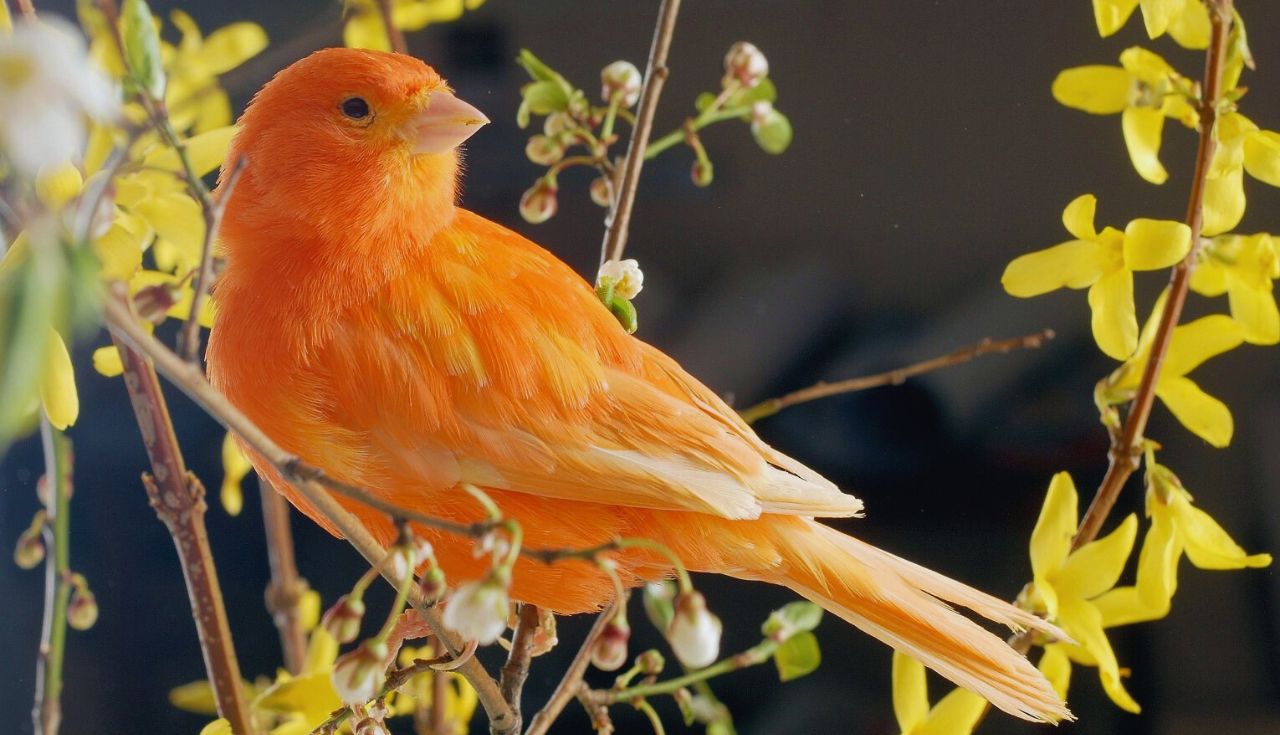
[4,1,1280,733]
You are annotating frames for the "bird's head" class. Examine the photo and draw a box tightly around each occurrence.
[218,48,489,264]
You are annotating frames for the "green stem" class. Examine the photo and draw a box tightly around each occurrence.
[636,699,667,735]
[601,92,624,142]
[372,555,414,645]
[599,641,776,704]
[614,538,692,592]
[33,419,71,735]
[645,107,752,160]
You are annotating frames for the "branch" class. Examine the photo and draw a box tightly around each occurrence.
[599,0,682,266]
[109,322,253,734]
[497,603,542,733]
[738,329,1056,424]
[586,638,777,706]
[179,155,246,363]
[524,598,622,735]
[375,0,409,55]
[1071,0,1234,552]
[259,476,309,675]
[31,420,71,735]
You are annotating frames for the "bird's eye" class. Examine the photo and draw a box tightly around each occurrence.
[341,97,371,120]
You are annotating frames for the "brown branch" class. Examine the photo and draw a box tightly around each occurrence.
[15,0,36,20]
[259,476,309,675]
[738,328,1056,424]
[375,0,409,55]
[497,604,542,733]
[32,420,71,735]
[524,598,623,735]
[1071,0,1233,552]
[599,0,683,266]
[109,321,253,734]
[419,638,451,735]
[179,155,247,364]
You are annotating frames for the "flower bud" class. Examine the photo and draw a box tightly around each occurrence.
[749,102,792,154]
[525,135,564,166]
[14,527,46,569]
[690,159,714,187]
[590,176,613,208]
[519,180,558,224]
[723,42,768,88]
[352,714,390,735]
[442,572,510,644]
[665,591,722,669]
[68,585,99,630]
[417,564,446,604]
[597,258,644,300]
[133,282,180,326]
[543,112,573,137]
[332,640,389,705]
[601,60,642,107]
[636,648,665,676]
[590,614,631,671]
[322,594,366,644]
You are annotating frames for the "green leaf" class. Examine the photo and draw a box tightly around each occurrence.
[122,0,166,100]
[516,49,561,83]
[607,294,638,334]
[773,631,821,682]
[762,601,823,640]
[695,92,717,112]
[521,81,570,117]
[751,108,792,155]
[733,77,777,107]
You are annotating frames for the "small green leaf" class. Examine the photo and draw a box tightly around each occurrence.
[773,631,821,682]
[521,81,570,117]
[607,295,638,334]
[733,77,777,107]
[695,92,717,112]
[762,601,823,640]
[516,49,560,83]
[121,0,166,100]
[751,108,792,155]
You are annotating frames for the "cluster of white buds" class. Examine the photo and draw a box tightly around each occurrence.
[332,639,389,706]
[322,593,367,644]
[590,610,632,671]
[723,41,769,89]
[601,60,643,108]
[13,511,47,569]
[597,258,644,300]
[665,591,722,668]
[519,178,558,224]
[67,573,98,631]
[442,569,511,644]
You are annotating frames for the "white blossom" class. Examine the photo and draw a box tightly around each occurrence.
[442,574,510,644]
[598,258,644,299]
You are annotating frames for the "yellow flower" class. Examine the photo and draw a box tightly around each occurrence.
[1102,291,1244,447]
[1094,460,1271,627]
[343,0,486,51]
[1091,0,1210,49]
[40,328,79,430]
[1201,113,1280,237]
[1028,472,1141,713]
[891,651,987,735]
[163,11,267,133]
[1053,47,1196,184]
[1002,194,1191,359]
[1191,233,1279,344]
[220,431,251,516]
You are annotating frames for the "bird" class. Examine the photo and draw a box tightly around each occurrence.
[206,48,1069,723]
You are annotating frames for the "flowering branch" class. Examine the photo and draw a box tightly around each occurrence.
[498,603,543,730]
[738,328,1057,424]
[259,476,309,674]
[375,0,409,55]
[31,419,71,735]
[524,599,622,735]
[599,0,682,266]
[1071,0,1234,552]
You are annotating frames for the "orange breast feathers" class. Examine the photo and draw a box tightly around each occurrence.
[205,48,1069,723]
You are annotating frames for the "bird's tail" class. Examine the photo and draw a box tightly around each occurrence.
[754,518,1072,723]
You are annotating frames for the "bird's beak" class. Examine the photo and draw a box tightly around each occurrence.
[412,91,490,154]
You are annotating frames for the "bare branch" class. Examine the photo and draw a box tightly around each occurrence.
[179,154,247,363]
[497,604,542,733]
[524,597,624,735]
[260,476,309,675]
[375,0,409,55]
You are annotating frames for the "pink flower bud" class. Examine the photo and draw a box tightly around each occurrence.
[133,282,180,326]
[601,60,642,107]
[417,565,446,604]
[442,573,510,644]
[68,586,98,630]
[332,640,389,705]
[590,176,613,208]
[14,528,45,569]
[519,180,558,224]
[666,591,722,669]
[690,159,714,187]
[723,42,768,88]
[525,135,564,166]
[322,594,366,644]
[590,614,631,671]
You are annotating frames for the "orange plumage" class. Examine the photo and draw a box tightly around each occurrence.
[207,49,1069,722]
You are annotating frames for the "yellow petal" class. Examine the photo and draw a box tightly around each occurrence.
[1031,472,1079,587]
[254,669,341,722]
[1122,218,1190,270]
[344,12,390,51]
[1093,586,1164,628]
[1162,315,1244,378]
[1201,165,1245,237]
[1119,46,1176,81]
[1058,514,1138,601]
[190,22,268,76]
[169,680,221,715]
[145,126,237,178]
[1136,501,1179,610]
[1063,194,1100,240]
[1093,0,1139,37]
[1243,130,1280,187]
[193,87,233,133]
[1138,0,1180,38]
[1038,644,1072,701]
[303,628,339,673]
[84,125,118,176]
[220,432,251,516]
[1122,106,1168,184]
[1165,0,1209,49]
[199,720,232,735]
[918,687,987,735]
[1189,259,1228,297]
[1088,268,1139,359]
[1058,598,1141,713]
[35,163,85,210]
[299,589,321,632]
[92,345,124,377]
[1051,66,1131,115]
[93,214,147,282]
[40,330,79,430]
[1154,375,1233,447]
[134,191,206,262]
[1169,492,1272,570]
[1002,240,1111,297]
[891,651,929,733]
[1228,281,1280,345]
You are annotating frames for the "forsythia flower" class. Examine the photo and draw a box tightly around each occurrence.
[1201,113,1280,237]
[163,11,267,133]
[1191,233,1279,345]
[343,0,486,51]
[1102,291,1244,447]
[1091,0,1209,49]
[1002,194,1191,359]
[1028,472,1140,713]
[891,651,987,735]
[1053,47,1195,184]
[220,431,252,516]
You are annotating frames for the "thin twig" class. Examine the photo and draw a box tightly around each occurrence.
[15,0,36,21]
[524,597,623,735]
[109,317,253,734]
[375,0,409,54]
[738,328,1056,424]
[497,604,542,733]
[31,420,71,735]
[1071,0,1233,552]
[599,0,682,266]
[259,476,309,675]
[179,155,247,363]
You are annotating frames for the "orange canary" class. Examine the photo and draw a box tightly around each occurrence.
[207,49,1068,722]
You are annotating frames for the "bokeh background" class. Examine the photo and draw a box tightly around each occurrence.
[4,1,1280,733]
